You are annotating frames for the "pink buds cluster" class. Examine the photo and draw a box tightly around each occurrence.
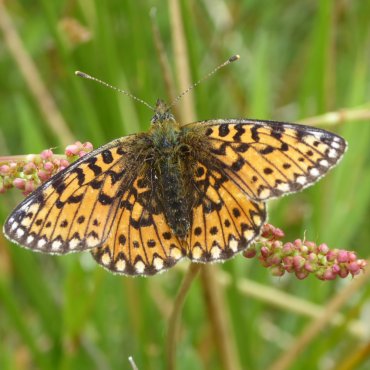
[244,224,367,280]
[0,142,93,195]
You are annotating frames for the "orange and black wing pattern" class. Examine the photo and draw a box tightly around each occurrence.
[186,161,266,262]
[188,119,347,201]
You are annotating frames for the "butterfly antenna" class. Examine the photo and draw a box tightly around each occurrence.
[168,54,240,110]
[75,71,155,111]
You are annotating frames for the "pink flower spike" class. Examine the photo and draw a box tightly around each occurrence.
[261,246,270,258]
[271,266,285,277]
[304,262,314,272]
[332,264,341,274]
[41,149,54,160]
[348,262,361,276]
[271,240,281,250]
[293,255,305,270]
[83,142,93,151]
[24,180,35,194]
[295,271,309,280]
[0,165,10,175]
[13,178,26,190]
[307,253,317,263]
[44,162,54,172]
[65,144,79,156]
[337,251,349,263]
[282,242,294,254]
[323,270,337,280]
[269,255,282,265]
[338,267,349,278]
[23,162,37,175]
[304,241,316,249]
[318,244,329,255]
[348,252,357,262]
[60,159,70,169]
[326,250,337,262]
[273,227,285,239]
[244,247,257,259]
[294,239,302,248]
[37,170,51,182]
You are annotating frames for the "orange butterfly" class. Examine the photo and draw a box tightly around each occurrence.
[3,57,347,275]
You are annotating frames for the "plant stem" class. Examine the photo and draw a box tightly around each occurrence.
[166,263,201,370]
[201,265,242,370]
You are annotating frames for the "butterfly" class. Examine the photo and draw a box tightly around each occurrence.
[3,61,347,276]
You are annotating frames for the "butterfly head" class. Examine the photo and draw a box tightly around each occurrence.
[151,99,176,126]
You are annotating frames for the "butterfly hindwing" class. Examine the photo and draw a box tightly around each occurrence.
[91,173,185,275]
[187,162,266,262]
[190,119,347,201]
[3,137,137,254]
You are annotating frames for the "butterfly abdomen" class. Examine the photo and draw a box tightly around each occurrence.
[148,122,195,239]
[156,154,191,239]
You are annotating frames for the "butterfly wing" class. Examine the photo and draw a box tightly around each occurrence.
[187,119,347,201]
[186,162,266,262]
[3,137,137,253]
[3,135,185,275]
[91,171,185,276]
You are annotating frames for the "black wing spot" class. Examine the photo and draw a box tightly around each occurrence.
[236,143,249,153]
[251,125,260,141]
[52,178,66,194]
[119,234,126,246]
[260,146,274,155]
[102,150,114,164]
[162,232,172,240]
[210,226,218,235]
[205,127,213,136]
[116,147,127,155]
[271,131,282,140]
[60,220,68,227]
[71,167,85,186]
[77,215,85,224]
[88,158,102,176]
[231,158,244,171]
[263,168,273,175]
[232,208,241,218]
[98,193,114,205]
[232,124,245,141]
[68,194,84,204]
[90,180,103,189]
[218,124,230,137]
[194,227,202,236]
[147,239,156,248]
[280,143,289,151]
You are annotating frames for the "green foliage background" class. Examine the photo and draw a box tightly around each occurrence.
[0,1,369,369]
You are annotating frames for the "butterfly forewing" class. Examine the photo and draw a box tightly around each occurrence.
[192,119,347,201]
[4,137,137,254]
